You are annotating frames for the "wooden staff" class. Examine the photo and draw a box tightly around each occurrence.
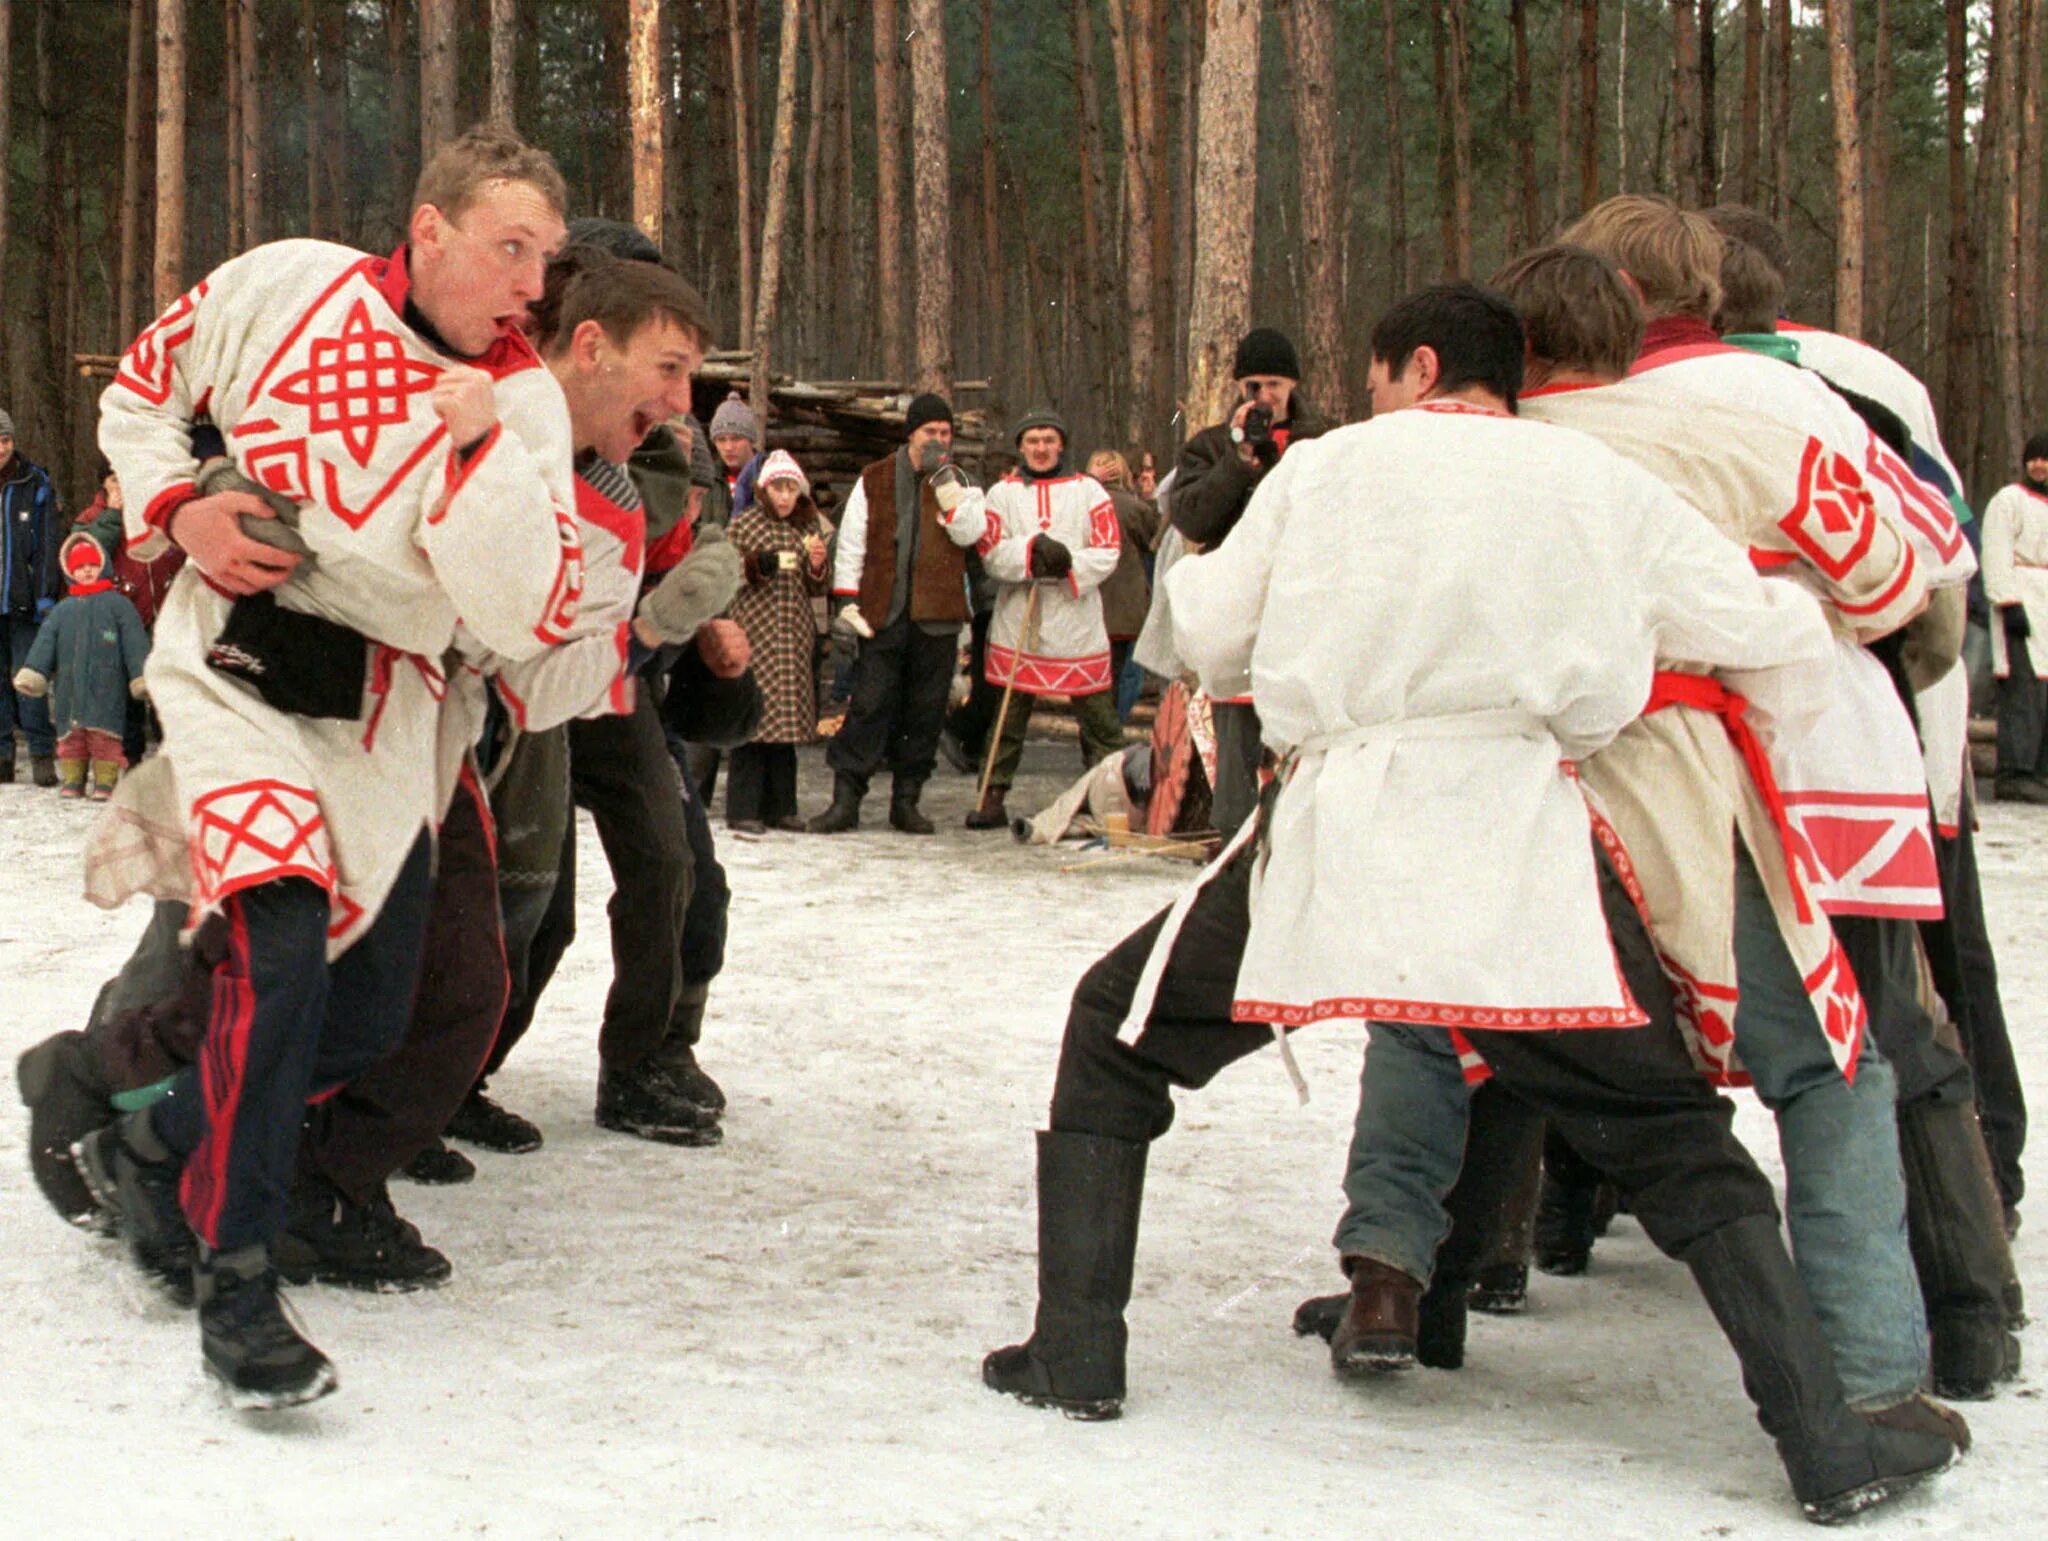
[977,582,1045,806]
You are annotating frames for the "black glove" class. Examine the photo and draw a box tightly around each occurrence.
[2004,604,2032,642]
[205,591,368,719]
[1029,536,1073,581]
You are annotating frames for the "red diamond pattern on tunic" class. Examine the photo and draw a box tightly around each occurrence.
[1089,500,1122,551]
[114,283,210,406]
[268,298,442,471]
[1778,437,1876,583]
[242,438,313,503]
[188,781,334,908]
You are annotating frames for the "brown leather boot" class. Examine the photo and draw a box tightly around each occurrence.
[964,786,1007,830]
[1330,1255,1422,1374]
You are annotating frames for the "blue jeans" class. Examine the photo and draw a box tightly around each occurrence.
[1,614,54,757]
[1334,1024,1472,1282]
[1728,847,1926,1408]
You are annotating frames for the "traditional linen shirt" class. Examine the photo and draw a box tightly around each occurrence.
[94,239,586,954]
[1981,481,2048,682]
[1149,402,1827,1040]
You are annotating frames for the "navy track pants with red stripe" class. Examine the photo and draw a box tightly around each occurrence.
[150,830,435,1252]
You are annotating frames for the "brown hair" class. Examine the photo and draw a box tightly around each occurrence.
[529,244,714,357]
[411,124,569,224]
[1086,449,1132,488]
[1713,237,1786,336]
[1702,204,1793,282]
[1492,244,1644,380]
[1559,195,1723,322]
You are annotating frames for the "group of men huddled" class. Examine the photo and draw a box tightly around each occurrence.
[982,197,2032,1526]
[1,113,2032,1522]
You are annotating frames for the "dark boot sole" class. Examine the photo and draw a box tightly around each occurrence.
[1332,1335,1417,1375]
[595,1111,725,1147]
[997,1387,1123,1421]
[276,1261,452,1294]
[209,1357,339,1412]
[1801,1455,1952,1525]
[1467,1287,1528,1315]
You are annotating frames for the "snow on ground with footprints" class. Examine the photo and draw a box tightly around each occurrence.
[4,739,2047,1538]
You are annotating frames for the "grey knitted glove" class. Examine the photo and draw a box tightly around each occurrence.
[196,457,313,561]
[636,537,743,644]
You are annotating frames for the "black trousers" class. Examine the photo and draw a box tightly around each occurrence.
[1995,634,2048,779]
[1209,700,1265,837]
[304,772,507,1202]
[1834,912,1976,1110]
[1922,787,2029,1208]
[569,687,695,1071]
[945,609,1002,759]
[825,616,956,793]
[725,742,798,824]
[1048,835,1777,1258]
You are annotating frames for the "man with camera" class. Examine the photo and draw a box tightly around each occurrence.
[1168,327,1329,834]
[809,393,981,835]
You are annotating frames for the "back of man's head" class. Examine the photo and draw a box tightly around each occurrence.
[1369,283,1526,408]
[1493,244,1643,380]
[412,125,569,224]
[1560,195,1723,323]
[529,242,713,356]
[1714,237,1786,337]
[1702,204,1793,283]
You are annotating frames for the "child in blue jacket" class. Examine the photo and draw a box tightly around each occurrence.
[12,533,149,797]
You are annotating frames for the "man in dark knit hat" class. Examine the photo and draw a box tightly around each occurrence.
[1167,326,1330,834]
[810,392,981,834]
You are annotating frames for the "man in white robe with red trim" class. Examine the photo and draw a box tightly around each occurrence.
[1566,195,2020,1400]
[980,284,1952,1524]
[1983,435,2048,798]
[937,409,1123,828]
[79,129,581,1409]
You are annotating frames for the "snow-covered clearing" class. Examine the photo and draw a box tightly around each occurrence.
[3,741,2044,1538]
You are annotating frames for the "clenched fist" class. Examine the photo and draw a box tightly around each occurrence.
[432,363,500,451]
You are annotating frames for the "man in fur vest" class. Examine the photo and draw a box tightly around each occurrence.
[810,393,979,835]
[940,410,1123,829]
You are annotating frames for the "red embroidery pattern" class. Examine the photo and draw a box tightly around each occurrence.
[975,509,1004,559]
[984,644,1112,696]
[1779,437,1877,582]
[114,283,210,406]
[1863,433,1966,567]
[269,298,443,470]
[187,780,334,908]
[535,503,587,645]
[1233,996,1647,1030]
[1089,499,1122,551]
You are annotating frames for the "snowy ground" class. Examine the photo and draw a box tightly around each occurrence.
[3,739,2045,1539]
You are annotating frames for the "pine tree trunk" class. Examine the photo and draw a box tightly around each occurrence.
[304,0,322,236]
[1073,0,1109,418]
[829,0,855,365]
[1671,1,1699,202]
[1553,7,1574,229]
[1508,0,1538,254]
[1989,0,2024,471]
[1446,0,1472,276]
[1944,0,1980,481]
[906,0,951,395]
[1578,0,1600,212]
[871,0,904,379]
[2019,0,2045,429]
[798,0,823,369]
[1698,0,1718,198]
[1738,0,1761,205]
[1142,0,1172,444]
[1821,0,1864,338]
[491,0,516,126]
[977,0,1001,383]
[155,0,186,310]
[1769,0,1790,223]
[1105,1,1155,451]
[1183,0,1259,437]
[728,0,757,346]
[629,0,664,245]
[751,0,802,417]
[664,0,687,267]
[420,0,456,163]
[317,1,348,244]
[1279,0,1340,415]
[238,0,262,244]
[118,0,144,343]
[384,0,415,246]
[1382,0,1409,299]
[1863,0,1892,344]
[225,0,243,249]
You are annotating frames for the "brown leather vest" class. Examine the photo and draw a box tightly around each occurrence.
[856,452,969,626]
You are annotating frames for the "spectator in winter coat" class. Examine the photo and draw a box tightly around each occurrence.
[12,532,148,798]
[75,460,182,764]
[726,449,830,831]
[1169,328,1330,833]
[706,389,764,525]
[1086,449,1161,722]
[0,409,65,784]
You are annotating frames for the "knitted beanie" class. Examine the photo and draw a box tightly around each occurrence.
[565,217,664,267]
[2026,431,2048,465]
[1232,327,1301,381]
[61,531,106,584]
[1012,408,1068,447]
[756,448,809,495]
[0,408,15,439]
[904,393,954,435]
[710,391,760,446]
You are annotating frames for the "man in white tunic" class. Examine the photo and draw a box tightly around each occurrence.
[980,285,1951,1523]
[1982,435,2048,799]
[80,128,578,1408]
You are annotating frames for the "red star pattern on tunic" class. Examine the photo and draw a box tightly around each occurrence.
[1089,499,1122,551]
[268,298,443,470]
[188,781,335,908]
[114,283,210,406]
[1778,437,1877,582]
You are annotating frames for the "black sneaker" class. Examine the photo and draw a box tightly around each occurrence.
[595,1060,724,1146]
[196,1244,337,1410]
[74,1113,196,1306]
[17,1030,114,1227]
[445,1087,543,1154]
[399,1140,477,1185]
[275,1174,452,1293]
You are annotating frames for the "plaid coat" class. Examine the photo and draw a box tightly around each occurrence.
[729,498,828,743]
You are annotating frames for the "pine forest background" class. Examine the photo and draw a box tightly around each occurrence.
[0,1,2038,513]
